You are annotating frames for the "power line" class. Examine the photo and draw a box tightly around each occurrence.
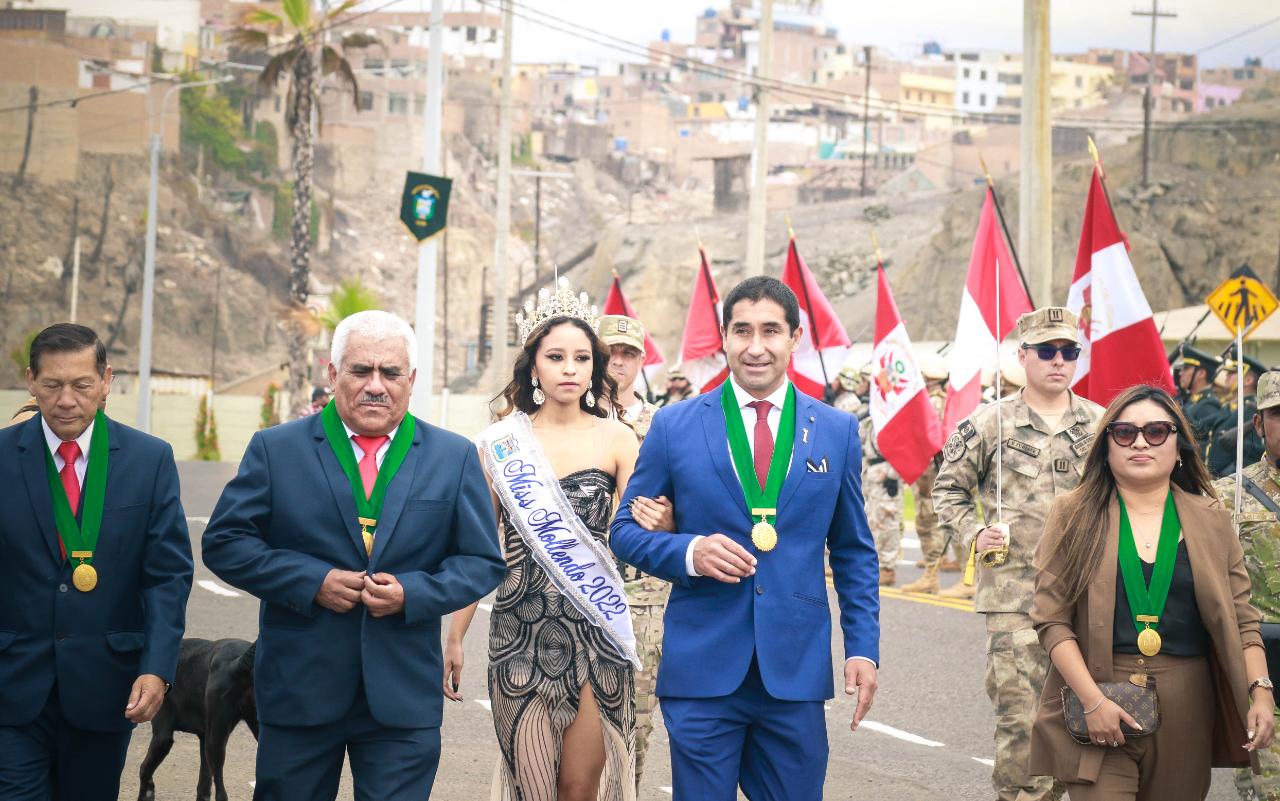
[1195,15,1280,55]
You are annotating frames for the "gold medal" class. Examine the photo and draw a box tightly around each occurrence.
[1136,615,1161,656]
[358,516,377,557]
[751,521,777,552]
[72,562,98,592]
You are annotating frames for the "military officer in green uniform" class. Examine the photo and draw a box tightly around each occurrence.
[1214,369,1280,801]
[1174,345,1226,457]
[1209,350,1268,477]
[933,307,1104,801]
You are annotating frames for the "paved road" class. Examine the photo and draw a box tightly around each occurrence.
[117,462,1244,800]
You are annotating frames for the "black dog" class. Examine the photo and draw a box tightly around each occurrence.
[138,638,259,801]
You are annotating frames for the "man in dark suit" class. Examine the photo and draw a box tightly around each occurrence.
[0,323,194,800]
[202,310,505,801]
[611,277,881,801]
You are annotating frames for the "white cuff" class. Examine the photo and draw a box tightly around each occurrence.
[685,536,704,576]
[845,656,877,667]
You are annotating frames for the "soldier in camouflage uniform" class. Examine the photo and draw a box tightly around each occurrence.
[934,308,1104,801]
[833,365,868,418]
[1214,370,1280,801]
[860,413,903,586]
[600,314,667,789]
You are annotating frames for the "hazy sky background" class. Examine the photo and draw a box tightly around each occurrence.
[424,1,1280,71]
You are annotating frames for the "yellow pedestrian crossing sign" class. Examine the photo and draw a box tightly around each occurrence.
[1206,265,1278,340]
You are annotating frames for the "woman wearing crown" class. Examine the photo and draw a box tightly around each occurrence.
[446,280,669,801]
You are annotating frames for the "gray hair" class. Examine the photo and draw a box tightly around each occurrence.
[330,311,418,372]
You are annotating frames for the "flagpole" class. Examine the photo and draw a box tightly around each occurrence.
[789,216,831,398]
[995,255,1003,523]
[1235,325,1244,521]
[980,155,1036,310]
[612,269,654,399]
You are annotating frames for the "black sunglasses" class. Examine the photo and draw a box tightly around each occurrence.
[1022,344,1082,362]
[1105,421,1178,447]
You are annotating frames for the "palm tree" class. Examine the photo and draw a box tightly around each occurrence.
[228,0,378,411]
[318,277,383,331]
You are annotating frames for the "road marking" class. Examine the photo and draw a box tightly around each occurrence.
[971,757,994,767]
[896,559,920,567]
[902,537,921,549]
[859,720,944,748]
[474,699,492,712]
[878,586,975,612]
[197,579,240,598]
[659,788,672,795]
[187,516,210,524]
[478,603,493,613]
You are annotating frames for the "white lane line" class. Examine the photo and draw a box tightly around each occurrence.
[897,559,920,567]
[858,720,944,748]
[902,537,920,549]
[659,788,672,796]
[971,757,994,767]
[187,516,210,524]
[478,603,493,613]
[197,579,241,598]
[474,699,492,712]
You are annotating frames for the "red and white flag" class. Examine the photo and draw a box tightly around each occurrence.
[871,264,943,485]
[679,247,728,394]
[1067,166,1174,404]
[781,235,851,399]
[943,187,1033,437]
[603,273,666,383]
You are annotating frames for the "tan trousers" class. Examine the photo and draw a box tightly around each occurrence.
[1063,652,1214,801]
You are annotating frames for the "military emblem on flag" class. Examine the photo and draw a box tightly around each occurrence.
[399,171,452,242]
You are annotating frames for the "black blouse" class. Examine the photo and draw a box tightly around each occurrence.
[1113,540,1211,657]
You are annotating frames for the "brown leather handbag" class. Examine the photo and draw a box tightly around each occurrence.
[1061,673,1160,745]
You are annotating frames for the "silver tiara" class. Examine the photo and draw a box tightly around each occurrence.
[515,277,599,345]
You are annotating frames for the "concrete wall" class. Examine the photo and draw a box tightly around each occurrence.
[0,390,494,466]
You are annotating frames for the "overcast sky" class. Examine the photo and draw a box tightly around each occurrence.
[428,1,1280,71]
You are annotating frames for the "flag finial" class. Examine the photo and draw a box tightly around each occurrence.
[1087,136,1105,180]
[785,214,795,240]
[978,153,994,188]
[694,226,704,250]
[871,231,883,265]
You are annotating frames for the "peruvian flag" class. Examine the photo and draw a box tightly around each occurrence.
[603,272,666,383]
[871,264,943,484]
[781,235,851,399]
[1067,166,1174,404]
[943,187,1034,437]
[679,246,729,394]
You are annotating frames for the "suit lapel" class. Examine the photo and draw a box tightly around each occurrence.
[1087,497,1120,674]
[312,416,368,560]
[368,420,424,566]
[701,387,749,518]
[20,415,62,565]
[777,391,816,515]
[1176,486,1228,631]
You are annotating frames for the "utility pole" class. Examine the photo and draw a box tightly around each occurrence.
[69,236,80,323]
[1019,0,1053,308]
[1133,0,1176,187]
[511,169,572,292]
[859,45,872,197]
[410,0,444,422]
[744,0,773,275]
[492,0,514,388]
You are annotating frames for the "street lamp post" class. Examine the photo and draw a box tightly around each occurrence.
[136,75,232,432]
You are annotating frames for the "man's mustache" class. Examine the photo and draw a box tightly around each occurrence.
[361,393,390,404]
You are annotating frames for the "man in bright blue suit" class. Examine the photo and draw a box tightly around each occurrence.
[0,323,194,801]
[202,311,505,801]
[611,277,880,801]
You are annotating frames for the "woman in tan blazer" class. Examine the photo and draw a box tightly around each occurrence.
[1029,384,1274,800]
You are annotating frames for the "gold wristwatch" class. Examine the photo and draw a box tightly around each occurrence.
[1249,677,1274,695]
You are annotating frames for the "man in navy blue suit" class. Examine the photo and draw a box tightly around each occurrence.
[202,310,505,801]
[611,277,881,801]
[0,323,194,801]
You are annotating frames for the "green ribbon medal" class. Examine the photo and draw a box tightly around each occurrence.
[722,383,796,552]
[43,409,110,592]
[1117,491,1181,657]
[320,400,416,558]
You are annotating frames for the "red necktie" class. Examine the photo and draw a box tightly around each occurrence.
[747,400,774,489]
[56,440,82,560]
[351,435,389,499]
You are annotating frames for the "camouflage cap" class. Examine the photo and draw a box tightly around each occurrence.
[837,365,861,391]
[666,365,687,381]
[1015,307,1080,345]
[598,314,645,355]
[1259,371,1280,410]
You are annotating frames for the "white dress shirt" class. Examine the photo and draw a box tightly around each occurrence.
[685,376,790,575]
[342,420,394,468]
[42,417,94,486]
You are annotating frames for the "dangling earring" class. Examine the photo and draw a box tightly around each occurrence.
[531,375,545,406]
[584,379,596,408]
[1177,456,1183,468]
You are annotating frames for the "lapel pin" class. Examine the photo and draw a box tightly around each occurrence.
[808,416,815,423]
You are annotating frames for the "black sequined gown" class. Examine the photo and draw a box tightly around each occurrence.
[487,468,636,801]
